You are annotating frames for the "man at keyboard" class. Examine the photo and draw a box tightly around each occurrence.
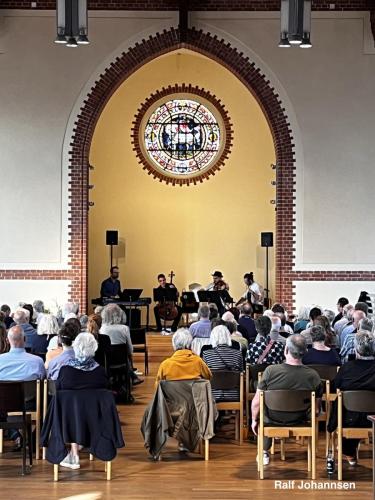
[100,266,122,298]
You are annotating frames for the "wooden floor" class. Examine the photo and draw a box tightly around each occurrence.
[0,356,373,499]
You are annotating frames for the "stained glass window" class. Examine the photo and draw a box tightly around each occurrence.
[144,99,221,176]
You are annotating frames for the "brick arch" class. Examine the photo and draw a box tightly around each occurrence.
[70,28,296,310]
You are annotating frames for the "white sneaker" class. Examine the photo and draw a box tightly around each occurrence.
[60,452,80,469]
[256,451,270,466]
[135,370,143,376]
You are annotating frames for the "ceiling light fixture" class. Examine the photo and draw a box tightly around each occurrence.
[55,0,90,48]
[279,0,312,49]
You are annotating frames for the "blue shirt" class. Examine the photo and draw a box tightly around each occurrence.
[189,319,212,339]
[100,277,121,298]
[47,348,75,380]
[0,348,46,380]
[340,324,355,347]
[20,323,38,349]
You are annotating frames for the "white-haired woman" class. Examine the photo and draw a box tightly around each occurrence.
[202,325,243,401]
[56,332,108,469]
[30,313,59,354]
[155,328,212,385]
[294,305,310,333]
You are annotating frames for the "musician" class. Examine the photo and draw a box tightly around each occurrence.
[206,271,229,291]
[236,272,264,313]
[100,266,121,299]
[154,273,183,333]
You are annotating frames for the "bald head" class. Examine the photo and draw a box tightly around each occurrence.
[8,325,25,348]
[353,310,366,327]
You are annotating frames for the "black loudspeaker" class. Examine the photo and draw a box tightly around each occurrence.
[261,232,273,247]
[106,230,118,246]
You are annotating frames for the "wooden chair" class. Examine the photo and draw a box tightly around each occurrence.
[0,381,34,475]
[308,364,339,454]
[41,388,124,481]
[258,390,316,479]
[336,390,375,480]
[107,344,132,402]
[130,327,149,375]
[245,364,268,429]
[0,379,42,460]
[211,370,244,445]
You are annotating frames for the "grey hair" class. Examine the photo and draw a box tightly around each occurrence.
[94,305,104,315]
[63,302,79,317]
[297,305,310,321]
[310,325,326,343]
[73,332,98,360]
[7,325,24,345]
[172,328,193,351]
[33,300,45,313]
[210,325,232,348]
[37,314,59,336]
[323,309,335,325]
[286,334,307,360]
[354,331,375,358]
[358,317,374,333]
[79,314,89,330]
[101,304,124,325]
[263,309,274,319]
[198,304,210,320]
[13,309,28,324]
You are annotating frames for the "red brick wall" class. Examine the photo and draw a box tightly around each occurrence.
[1,1,372,10]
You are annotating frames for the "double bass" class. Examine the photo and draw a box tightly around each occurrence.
[157,270,179,321]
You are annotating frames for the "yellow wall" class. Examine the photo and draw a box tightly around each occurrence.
[89,50,275,314]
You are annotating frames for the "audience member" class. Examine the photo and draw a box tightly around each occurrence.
[13,308,38,349]
[0,321,9,354]
[46,318,81,367]
[354,301,369,316]
[87,314,111,367]
[340,309,366,353]
[202,325,243,401]
[100,304,132,351]
[323,309,336,326]
[155,329,211,385]
[246,315,285,365]
[334,304,354,338]
[328,331,375,465]
[0,325,45,380]
[47,322,78,379]
[209,303,219,321]
[294,305,310,333]
[268,315,287,344]
[189,305,211,339]
[251,335,322,465]
[22,304,37,328]
[340,316,373,362]
[79,314,89,331]
[238,303,257,342]
[314,315,338,348]
[56,332,108,469]
[33,300,45,324]
[301,307,322,345]
[31,313,59,354]
[1,304,13,329]
[302,325,341,366]
[332,297,349,327]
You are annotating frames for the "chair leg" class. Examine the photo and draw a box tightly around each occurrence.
[307,437,311,472]
[205,439,209,461]
[235,413,239,442]
[259,437,264,480]
[145,350,149,375]
[338,432,343,481]
[35,420,40,461]
[270,438,275,455]
[0,429,3,453]
[28,423,33,467]
[53,464,58,482]
[312,434,316,480]
[21,427,27,475]
[280,439,285,461]
[239,407,243,446]
[106,461,111,481]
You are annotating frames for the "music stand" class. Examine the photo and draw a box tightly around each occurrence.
[120,289,143,301]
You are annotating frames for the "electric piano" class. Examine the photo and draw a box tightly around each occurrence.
[91,297,151,330]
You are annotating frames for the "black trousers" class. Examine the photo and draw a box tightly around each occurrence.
[154,305,183,332]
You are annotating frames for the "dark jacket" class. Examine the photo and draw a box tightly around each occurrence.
[41,388,124,463]
[55,365,108,390]
[141,379,217,458]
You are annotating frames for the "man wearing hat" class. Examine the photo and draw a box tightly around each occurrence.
[206,271,229,291]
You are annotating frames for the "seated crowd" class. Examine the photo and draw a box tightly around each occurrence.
[0,293,374,472]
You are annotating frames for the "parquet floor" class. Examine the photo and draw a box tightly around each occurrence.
[0,361,372,499]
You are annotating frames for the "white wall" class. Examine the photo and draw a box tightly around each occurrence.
[0,9,374,306]
[294,281,375,314]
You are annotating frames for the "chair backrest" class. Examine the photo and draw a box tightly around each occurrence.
[308,364,338,382]
[107,344,128,367]
[47,379,57,396]
[342,390,375,413]
[0,381,26,412]
[130,328,146,345]
[263,390,312,412]
[247,363,269,392]
[210,370,242,391]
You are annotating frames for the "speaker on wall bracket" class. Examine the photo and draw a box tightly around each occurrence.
[106,230,118,269]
